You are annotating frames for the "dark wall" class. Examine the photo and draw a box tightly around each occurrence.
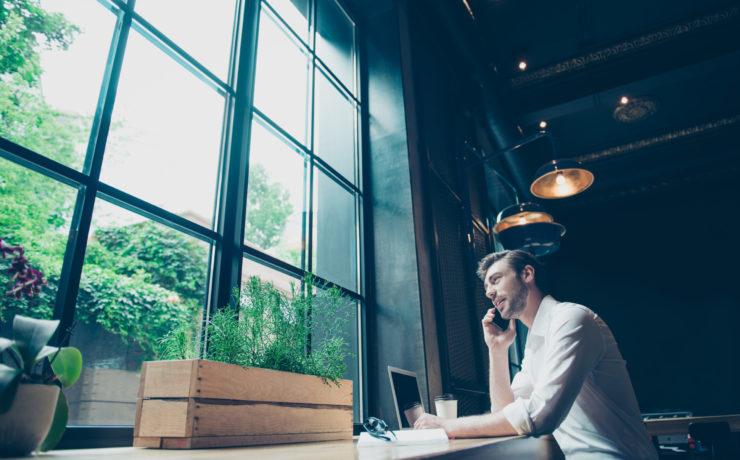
[397,0,496,418]
[547,175,740,416]
[358,0,740,425]
[364,3,429,427]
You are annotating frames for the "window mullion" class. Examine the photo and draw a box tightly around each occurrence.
[210,0,261,312]
[53,6,132,345]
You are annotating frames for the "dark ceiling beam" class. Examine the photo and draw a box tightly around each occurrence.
[554,161,740,211]
[561,160,740,209]
[518,48,740,126]
[574,114,740,164]
[545,114,740,208]
[508,5,740,113]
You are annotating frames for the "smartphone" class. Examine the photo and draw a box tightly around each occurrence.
[491,308,509,330]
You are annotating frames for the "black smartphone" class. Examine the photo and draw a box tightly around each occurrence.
[491,308,509,330]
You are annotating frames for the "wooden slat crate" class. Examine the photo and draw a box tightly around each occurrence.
[133,360,353,449]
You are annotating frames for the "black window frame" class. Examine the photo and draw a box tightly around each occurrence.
[0,0,367,447]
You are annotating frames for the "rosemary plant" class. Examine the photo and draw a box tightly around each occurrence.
[158,275,353,386]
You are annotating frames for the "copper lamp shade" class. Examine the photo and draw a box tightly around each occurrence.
[493,202,566,257]
[530,159,594,199]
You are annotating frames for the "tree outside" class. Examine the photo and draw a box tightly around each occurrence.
[0,0,295,360]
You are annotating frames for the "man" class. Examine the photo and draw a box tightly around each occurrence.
[414,249,657,459]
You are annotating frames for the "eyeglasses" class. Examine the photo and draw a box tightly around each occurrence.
[363,417,397,442]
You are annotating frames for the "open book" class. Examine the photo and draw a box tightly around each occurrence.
[357,428,449,447]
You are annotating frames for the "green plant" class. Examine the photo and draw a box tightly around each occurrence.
[158,275,354,386]
[157,318,200,361]
[0,315,82,451]
[245,163,295,250]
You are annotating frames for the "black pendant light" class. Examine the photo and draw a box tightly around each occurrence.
[530,158,594,199]
[492,202,565,257]
[529,132,594,199]
[463,132,590,257]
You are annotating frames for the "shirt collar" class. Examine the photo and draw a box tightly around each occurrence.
[529,295,558,337]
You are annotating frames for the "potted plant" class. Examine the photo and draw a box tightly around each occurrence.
[0,315,82,456]
[134,275,355,449]
[0,238,82,457]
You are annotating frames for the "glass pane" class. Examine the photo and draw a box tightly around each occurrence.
[254,10,309,144]
[309,287,360,422]
[265,0,309,41]
[0,1,115,170]
[312,168,357,291]
[134,0,237,81]
[346,301,360,423]
[316,0,355,93]
[245,122,306,268]
[68,198,210,425]
[102,31,224,228]
[314,69,356,183]
[242,257,299,297]
[0,158,77,331]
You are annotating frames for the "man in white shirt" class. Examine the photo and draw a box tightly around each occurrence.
[414,249,657,459]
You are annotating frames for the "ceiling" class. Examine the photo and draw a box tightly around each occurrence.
[430,0,740,209]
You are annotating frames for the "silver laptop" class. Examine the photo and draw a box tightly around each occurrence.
[387,366,425,429]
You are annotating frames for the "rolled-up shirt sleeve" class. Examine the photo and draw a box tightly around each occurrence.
[510,355,534,399]
[502,308,604,435]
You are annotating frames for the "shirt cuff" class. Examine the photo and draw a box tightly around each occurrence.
[502,398,534,435]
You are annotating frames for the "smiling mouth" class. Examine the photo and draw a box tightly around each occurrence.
[494,298,506,309]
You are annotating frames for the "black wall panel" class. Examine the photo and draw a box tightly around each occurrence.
[431,174,480,386]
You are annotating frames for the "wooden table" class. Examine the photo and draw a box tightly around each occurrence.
[645,414,740,436]
[17,435,563,460]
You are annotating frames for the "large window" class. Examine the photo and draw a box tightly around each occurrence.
[247,0,364,422]
[0,0,364,433]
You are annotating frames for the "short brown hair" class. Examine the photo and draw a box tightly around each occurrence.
[476,249,548,293]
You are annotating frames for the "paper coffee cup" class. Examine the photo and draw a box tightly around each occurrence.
[434,394,457,419]
[403,401,424,426]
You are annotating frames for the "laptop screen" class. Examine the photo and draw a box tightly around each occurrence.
[388,366,424,429]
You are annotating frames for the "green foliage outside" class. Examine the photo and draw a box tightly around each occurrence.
[158,275,354,385]
[74,223,208,359]
[245,163,295,256]
[0,0,82,324]
[0,2,296,361]
[0,0,79,84]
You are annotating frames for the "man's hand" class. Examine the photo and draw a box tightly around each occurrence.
[414,411,519,439]
[413,413,451,436]
[482,308,516,352]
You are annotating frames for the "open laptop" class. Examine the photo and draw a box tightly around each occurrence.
[387,366,425,429]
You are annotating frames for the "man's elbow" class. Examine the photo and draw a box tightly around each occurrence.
[529,411,566,436]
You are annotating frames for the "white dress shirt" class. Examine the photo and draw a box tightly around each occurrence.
[501,295,657,459]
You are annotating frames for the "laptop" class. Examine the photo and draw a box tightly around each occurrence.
[387,366,425,429]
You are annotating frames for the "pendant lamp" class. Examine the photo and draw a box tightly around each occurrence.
[530,158,594,199]
[493,202,565,257]
[466,131,594,200]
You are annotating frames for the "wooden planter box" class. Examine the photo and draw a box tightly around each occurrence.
[133,359,353,449]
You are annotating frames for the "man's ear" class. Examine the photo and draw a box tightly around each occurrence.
[520,265,535,285]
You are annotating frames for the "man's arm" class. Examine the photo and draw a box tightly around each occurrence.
[489,349,514,411]
[414,411,519,438]
[502,308,604,435]
[419,308,603,439]
[482,309,517,411]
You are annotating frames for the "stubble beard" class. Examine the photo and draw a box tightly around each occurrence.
[502,279,528,320]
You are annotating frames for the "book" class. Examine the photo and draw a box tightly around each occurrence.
[357,428,449,447]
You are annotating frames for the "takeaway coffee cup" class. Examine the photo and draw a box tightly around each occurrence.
[434,394,457,419]
[403,401,424,426]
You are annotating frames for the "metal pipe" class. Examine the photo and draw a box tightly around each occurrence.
[462,143,520,204]
[428,0,534,199]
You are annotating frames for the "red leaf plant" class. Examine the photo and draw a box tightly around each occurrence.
[1,238,47,299]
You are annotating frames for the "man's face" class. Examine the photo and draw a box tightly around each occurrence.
[483,259,528,319]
